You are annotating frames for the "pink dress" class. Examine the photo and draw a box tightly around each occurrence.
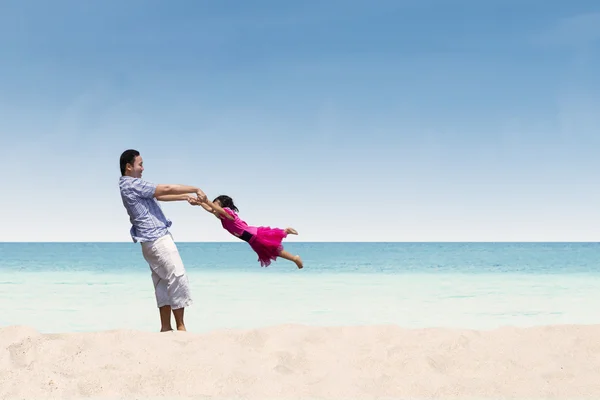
[219,207,288,267]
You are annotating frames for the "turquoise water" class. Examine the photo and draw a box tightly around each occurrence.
[1,242,599,333]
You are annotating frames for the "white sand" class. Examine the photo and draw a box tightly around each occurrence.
[1,324,599,399]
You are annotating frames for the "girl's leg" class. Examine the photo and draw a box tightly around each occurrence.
[285,227,298,235]
[279,249,303,269]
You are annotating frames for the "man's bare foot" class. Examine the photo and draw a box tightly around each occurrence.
[293,255,303,269]
[160,328,173,332]
[176,325,187,332]
[285,227,298,235]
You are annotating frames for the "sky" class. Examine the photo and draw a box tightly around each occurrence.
[1,0,600,242]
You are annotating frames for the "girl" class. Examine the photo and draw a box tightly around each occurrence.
[189,195,303,269]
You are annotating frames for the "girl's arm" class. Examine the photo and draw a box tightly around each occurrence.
[205,200,235,220]
[198,202,214,212]
[192,199,216,214]
[197,202,221,219]
[189,198,235,221]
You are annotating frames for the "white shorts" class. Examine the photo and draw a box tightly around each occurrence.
[141,233,192,310]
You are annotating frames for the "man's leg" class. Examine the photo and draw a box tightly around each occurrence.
[144,234,193,331]
[159,305,173,332]
[150,263,174,332]
[172,307,185,331]
[143,238,184,332]
[163,236,192,331]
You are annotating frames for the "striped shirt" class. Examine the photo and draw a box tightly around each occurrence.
[119,176,172,243]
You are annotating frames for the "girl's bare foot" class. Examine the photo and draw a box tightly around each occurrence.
[293,255,303,269]
[278,250,303,269]
[285,227,298,235]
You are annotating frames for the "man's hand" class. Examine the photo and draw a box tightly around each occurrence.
[196,189,207,202]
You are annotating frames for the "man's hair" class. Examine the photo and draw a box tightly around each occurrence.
[120,149,140,176]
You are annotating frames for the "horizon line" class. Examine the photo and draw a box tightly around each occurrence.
[1,241,598,244]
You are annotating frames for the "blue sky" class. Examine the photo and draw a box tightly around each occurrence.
[1,0,599,242]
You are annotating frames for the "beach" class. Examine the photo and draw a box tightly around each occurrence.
[2,323,600,399]
[2,242,600,399]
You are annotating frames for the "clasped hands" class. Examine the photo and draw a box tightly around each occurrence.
[187,190,207,206]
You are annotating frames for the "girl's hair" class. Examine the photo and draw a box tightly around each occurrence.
[213,195,238,212]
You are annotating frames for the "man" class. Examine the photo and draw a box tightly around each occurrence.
[118,148,207,332]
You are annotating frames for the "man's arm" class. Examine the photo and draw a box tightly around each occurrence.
[154,184,207,202]
[128,179,207,202]
[156,194,193,202]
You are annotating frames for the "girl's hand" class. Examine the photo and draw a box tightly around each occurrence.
[187,196,200,205]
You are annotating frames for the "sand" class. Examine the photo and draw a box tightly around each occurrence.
[1,324,599,399]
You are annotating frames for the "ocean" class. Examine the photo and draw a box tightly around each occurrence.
[1,242,599,333]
